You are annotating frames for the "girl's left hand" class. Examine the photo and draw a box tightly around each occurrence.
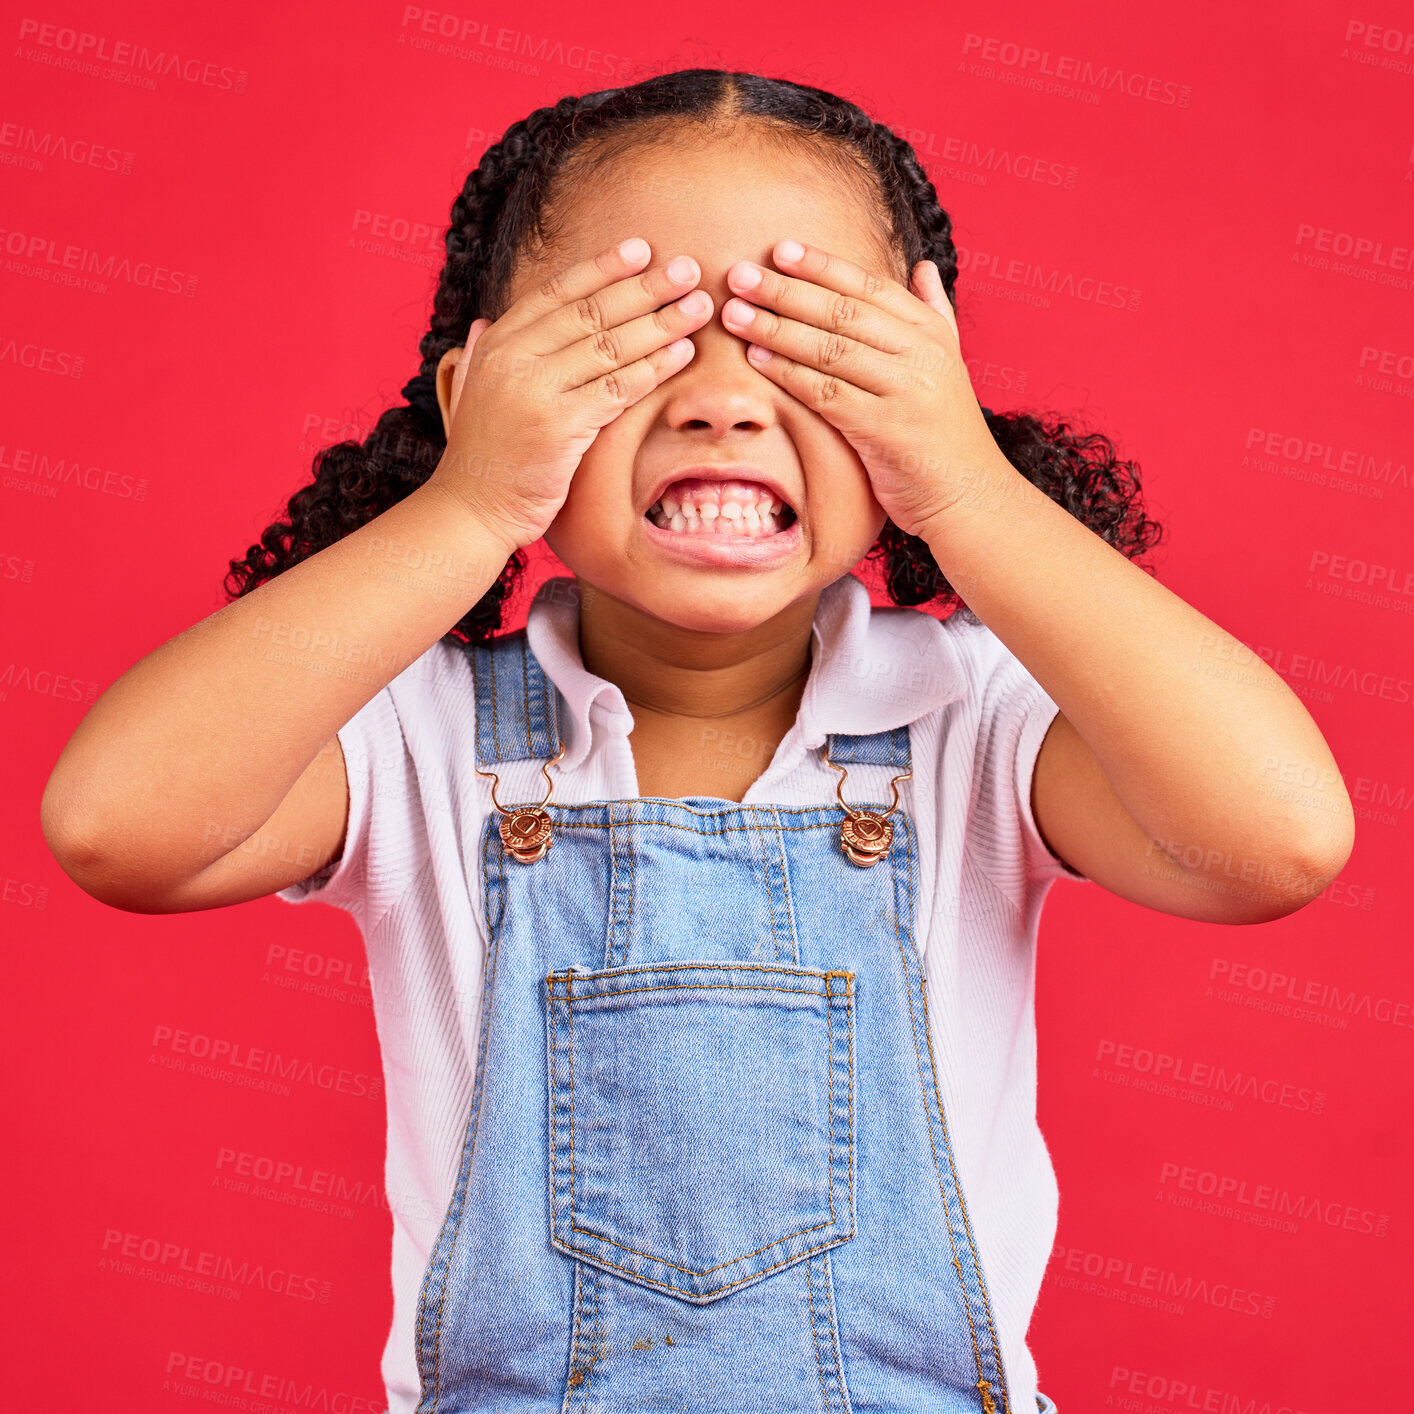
[721,239,1003,540]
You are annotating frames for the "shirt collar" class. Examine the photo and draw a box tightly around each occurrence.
[524,573,970,775]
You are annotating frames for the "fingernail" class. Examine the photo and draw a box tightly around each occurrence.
[747,344,773,364]
[731,262,762,290]
[777,239,804,263]
[619,237,650,262]
[724,298,756,324]
[667,255,698,282]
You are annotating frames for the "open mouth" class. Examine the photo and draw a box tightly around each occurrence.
[644,477,799,538]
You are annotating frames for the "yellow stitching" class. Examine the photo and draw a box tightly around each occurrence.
[564,1264,586,1388]
[547,961,852,982]
[548,980,559,1246]
[570,1234,850,1301]
[570,1215,836,1274]
[826,987,836,1224]
[906,814,1010,1413]
[918,965,1011,1413]
[846,993,856,1231]
[820,1250,850,1409]
[557,982,839,1002]
[552,982,855,1282]
[578,1265,602,1408]
[806,1255,831,1413]
[547,815,869,836]
[887,815,990,1404]
[424,814,504,1408]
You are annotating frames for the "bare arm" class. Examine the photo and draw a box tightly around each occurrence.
[922,466,1357,924]
[40,478,515,913]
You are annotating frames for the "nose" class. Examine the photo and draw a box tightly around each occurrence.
[656,294,778,436]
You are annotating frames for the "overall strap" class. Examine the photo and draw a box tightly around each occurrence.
[824,724,912,770]
[463,628,563,768]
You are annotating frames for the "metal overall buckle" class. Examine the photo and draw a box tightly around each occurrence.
[823,748,912,867]
[474,743,567,864]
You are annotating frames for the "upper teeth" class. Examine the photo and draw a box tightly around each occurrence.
[646,479,791,537]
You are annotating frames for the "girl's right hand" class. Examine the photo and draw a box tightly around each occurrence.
[427,238,713,554]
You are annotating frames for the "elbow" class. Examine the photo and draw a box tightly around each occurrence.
[40,774,138,910]
[1266,814,1357,920]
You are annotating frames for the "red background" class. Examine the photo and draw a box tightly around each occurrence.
[5,0,1411,1407]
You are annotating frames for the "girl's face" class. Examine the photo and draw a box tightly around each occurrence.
[515,129,902,635]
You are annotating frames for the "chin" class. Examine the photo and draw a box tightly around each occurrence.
[624,577,801,635]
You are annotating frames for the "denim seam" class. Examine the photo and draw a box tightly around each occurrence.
[575,1264,603,1407]
[563,1237,853,1302]
[414,813,505,1411]
[745,806,784,963]
[557,981,843,1002]
[488,636,500,760]
[886,814,993,1410]
[559,1260,587,1403]
[546,815,885,836]
[623,806,637,966]
[559,990,848,1272]
[550,971,855,1296]
[899,820,1012,1414]
[605,809,623,968]
[918,958,1011,1413]
[820,1249,854,1414]
[769,806,800,963]
[806,1254,833,1413]
[518,635,533,756]
[548,960,848,984]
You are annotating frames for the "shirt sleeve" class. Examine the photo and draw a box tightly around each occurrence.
[274,687,419,926]
[956,619,1090,896]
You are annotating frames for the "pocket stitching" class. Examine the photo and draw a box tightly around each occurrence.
[549,966,855,1299]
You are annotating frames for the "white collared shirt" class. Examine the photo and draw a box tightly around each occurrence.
[279,571,1089,1413]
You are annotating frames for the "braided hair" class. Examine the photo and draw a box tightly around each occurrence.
[224,68,1162,643]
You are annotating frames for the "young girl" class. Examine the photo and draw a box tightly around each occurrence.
[43,68,1354,1414]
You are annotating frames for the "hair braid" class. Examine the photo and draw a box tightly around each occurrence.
[224,67,1162,643]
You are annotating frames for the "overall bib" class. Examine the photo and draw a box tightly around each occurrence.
[413,628,1053,1414]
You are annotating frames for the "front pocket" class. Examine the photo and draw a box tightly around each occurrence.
[544,960,856,1304]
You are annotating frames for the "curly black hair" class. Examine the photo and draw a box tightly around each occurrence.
[224,68,1162,642]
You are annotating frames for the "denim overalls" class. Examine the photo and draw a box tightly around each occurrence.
[413,628,1057,1414]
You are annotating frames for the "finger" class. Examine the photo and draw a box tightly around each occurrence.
[490,237,652,340]
[913,261,960,341]
[448,318,490,423]
[722,297,896,397]
[558,285,714,392]
[579,335,697,427]
[766,239,933,328]
[512,241,706,357]
[725,255,914,358]
[737,337,876,422]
